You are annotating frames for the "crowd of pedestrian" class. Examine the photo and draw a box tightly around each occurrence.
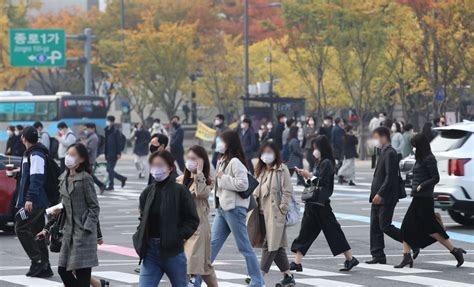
[9,111,467,287]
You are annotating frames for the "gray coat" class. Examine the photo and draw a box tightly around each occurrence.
[287,138,303,168]
[84,132,99,165]
[58,171,100,271]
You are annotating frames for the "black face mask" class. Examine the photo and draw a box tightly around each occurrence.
[150,145,159,153]
[172,122,179,128]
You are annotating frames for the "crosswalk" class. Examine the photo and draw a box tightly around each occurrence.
[0,260,473,286]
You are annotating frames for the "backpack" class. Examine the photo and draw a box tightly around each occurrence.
[27,151,61,206]
[118,131,126,152]
[97,134,105,155]
[49,137,60,160]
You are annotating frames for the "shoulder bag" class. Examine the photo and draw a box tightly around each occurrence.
[49,210,64,253]
[301,177,320,202]
[275,170,300,226]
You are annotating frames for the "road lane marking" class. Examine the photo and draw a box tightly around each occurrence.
[215,270,248,279]
[428,261,474,268]
[271,266,348,277]
[297,278,362,286]
[378,275,473,286]
[334,212,474,243]
[356,263,439,273]
[92,271,140,284]
[0,275,62,286]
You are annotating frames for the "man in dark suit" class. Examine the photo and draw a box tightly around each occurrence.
[169,115,185,173]
[273,114,287,150]
[367,126,403,264]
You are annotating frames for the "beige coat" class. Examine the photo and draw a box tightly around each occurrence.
[177,173,214,275]
[253,164,293,252]
[215,158,250,210]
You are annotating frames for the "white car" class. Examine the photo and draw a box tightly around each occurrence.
[432,121,474,226]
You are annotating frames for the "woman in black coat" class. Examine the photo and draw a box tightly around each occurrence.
[290,135,359,272]
[396,134,466,268]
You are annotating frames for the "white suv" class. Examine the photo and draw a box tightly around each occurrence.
[432,121,474,226]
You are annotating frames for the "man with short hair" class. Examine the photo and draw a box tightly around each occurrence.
[33,121,50,151]
[56,122,76,173]
[169,115,185,173]
[212,114,227,168]
[367,127,411,264]
[82,123,105,193]
[318,116,333,138]
[104,115,127,191]
[15,126,53,278]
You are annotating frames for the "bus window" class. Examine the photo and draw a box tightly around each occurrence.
[60,98,107,119]
[0,103,15,121]
[36,101,58,121]
[15,102,36,121]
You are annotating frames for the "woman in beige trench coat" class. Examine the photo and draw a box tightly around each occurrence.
[251,141,296,286]
[176,145,218,287]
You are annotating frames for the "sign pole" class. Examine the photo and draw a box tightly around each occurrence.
[84,28,93,96]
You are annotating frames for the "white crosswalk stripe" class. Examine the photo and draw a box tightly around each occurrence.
[92,271,140,284]
[297,278,363,286]
[378,275,474,286]
[427,260,474,268]
[0,275,63,287]
[356,262,440,274]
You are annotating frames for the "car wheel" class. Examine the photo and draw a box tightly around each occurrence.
[448,210,474,226]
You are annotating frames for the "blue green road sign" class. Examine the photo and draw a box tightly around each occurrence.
[9,29,66,67]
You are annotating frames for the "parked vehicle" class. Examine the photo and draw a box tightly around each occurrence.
[399,154,415,188]
[0,154,22,231]
[432,121,474,226]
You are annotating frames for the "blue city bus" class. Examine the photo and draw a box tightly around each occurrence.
[0,91,107,151]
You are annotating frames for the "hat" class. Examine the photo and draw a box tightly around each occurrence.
[21,126,39,143]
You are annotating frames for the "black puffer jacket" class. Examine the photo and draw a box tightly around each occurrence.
[411,154,439,197]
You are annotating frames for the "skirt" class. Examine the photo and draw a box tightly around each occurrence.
[401,197,449,249]
[337,158,355,180]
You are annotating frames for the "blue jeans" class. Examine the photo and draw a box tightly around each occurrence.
[139,239,187,287]
[211,207,264,286]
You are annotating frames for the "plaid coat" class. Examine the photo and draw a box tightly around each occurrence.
[58,171,100,271]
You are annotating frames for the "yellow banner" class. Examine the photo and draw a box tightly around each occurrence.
[195,121,216,142]
[228,121,239,130]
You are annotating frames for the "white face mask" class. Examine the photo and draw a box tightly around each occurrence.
[240,123,247,130]
[14,130,20,136]
[150,166,169,182]
[266,123,273,130]
[391,126,397,133]
[375,140,383,149]
[107,121,113,127]
[260,152,275,165]
[185,160,198,172]
[324,120,331,126]
[313,149,321,159]
[308,120,315,126]
[65,154,77,169]
[216,140,226,154]
[214,119,222,126]
[412,147,416,154]
[7,130,13,136]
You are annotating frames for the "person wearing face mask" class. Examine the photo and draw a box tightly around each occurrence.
[12,125,26,157]
[149,118,168,137]
[81,123,106,194]
[211,114,227,169]
[211,130,264,286]
[176,146,218,287]
[303,116,318,172]
[132,123,151,179]
[169,115,185,173]
[33,121,50,151]
[251,141,296,286]
[5,125,16,155]
[51,143,100,287]
[56,122,77,173]
[291,135,359,272]
[274,114,287,150]
[390,122,405,163]
[134,151,199,286]
[147,133,170,185]
[239,118,257,175]
[318,116,333,138]
[367,127,407,265]
[262,121,274,142]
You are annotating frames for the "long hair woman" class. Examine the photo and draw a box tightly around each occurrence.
[395,134,466,268]
[134,151,199,286]
[176,145,218,287]
[253,141,296,286]
[211,130,264,286]
[56,143,100,287]
[291,135,359,272]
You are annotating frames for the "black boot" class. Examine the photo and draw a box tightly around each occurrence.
[276,274,296,287]
[413,247,420,260]
[365,257,386,264]
[451,247,467,267]
[394,253,413,268]
[289,262,303,272]
[339,256,359,271]
[348,180,356,186]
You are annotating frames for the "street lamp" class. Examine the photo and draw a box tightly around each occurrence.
[243,1,282,107]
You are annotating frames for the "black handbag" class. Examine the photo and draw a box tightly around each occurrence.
[398,168,407,199]
[238,173,259,199]
[49,211,64,253]
[301,178,320,202]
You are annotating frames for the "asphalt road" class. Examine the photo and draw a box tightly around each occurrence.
[0,155,473,287]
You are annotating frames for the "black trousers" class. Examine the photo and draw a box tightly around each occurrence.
[246,158,255,175]
[291,202,351,256]
[58,266,91,287]
[15,208,49,263]
[370,204,402,258]
[90,164,105,189]
[173,153,185,173]
[106,159,126,189]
